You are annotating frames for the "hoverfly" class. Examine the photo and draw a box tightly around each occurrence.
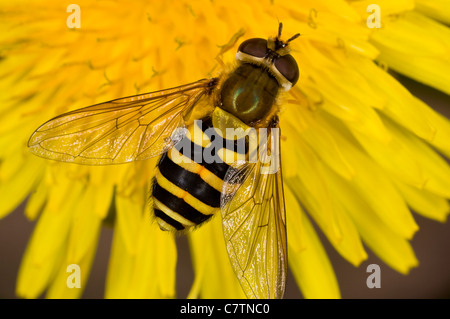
[28,23,300,299]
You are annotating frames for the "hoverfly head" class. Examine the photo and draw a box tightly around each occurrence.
[235,22,300,90]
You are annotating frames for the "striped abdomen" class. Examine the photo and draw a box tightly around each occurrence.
[152,116,246,232]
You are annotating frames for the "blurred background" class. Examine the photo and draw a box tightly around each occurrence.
[0,73,449,299]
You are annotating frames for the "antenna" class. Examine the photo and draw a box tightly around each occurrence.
[277,22,300,43]
[287,33,301,43]
[278,22,283,38]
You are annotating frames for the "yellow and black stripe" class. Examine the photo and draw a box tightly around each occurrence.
[152,116,247,232]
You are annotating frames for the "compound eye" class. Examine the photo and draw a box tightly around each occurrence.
[274,54,299,85]
[238,38,268,58]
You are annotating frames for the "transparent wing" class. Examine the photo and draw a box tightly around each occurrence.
[221,127,287,299]
[28,78,217,164]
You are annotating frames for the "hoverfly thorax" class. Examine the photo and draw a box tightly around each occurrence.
[219,24,300,126]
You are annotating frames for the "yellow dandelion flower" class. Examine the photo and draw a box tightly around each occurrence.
[0,0,449,299]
